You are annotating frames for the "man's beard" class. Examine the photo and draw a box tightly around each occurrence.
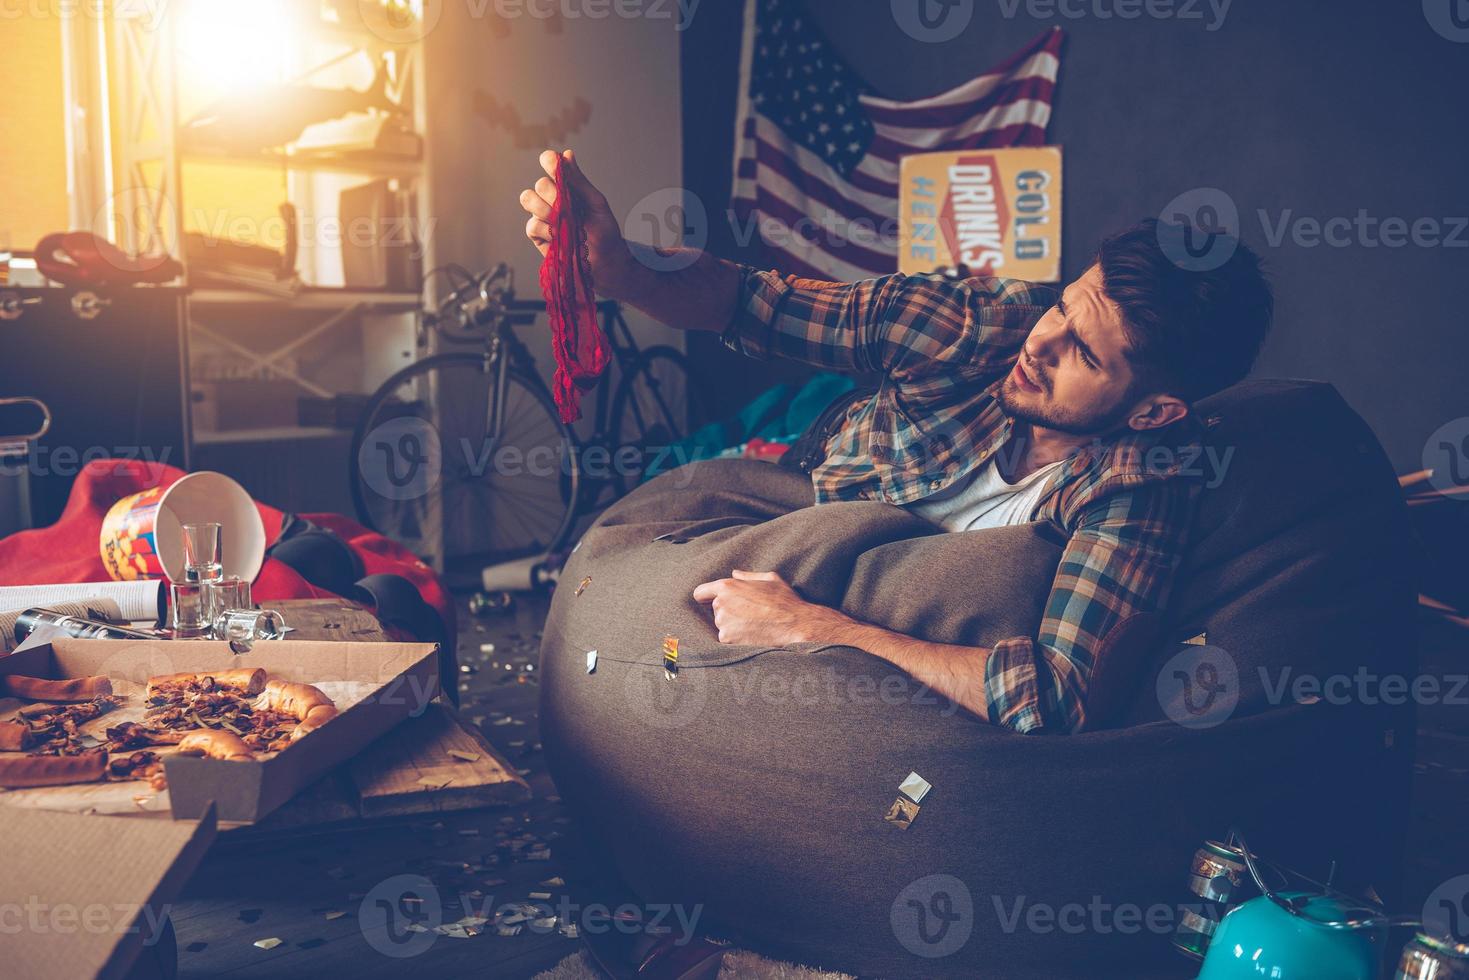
[996,376,1135,436]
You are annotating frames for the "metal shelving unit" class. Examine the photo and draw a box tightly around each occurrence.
[189,288,423,310]
[184,2,435,450]
[60,1,441,511]
[178,149,426,178]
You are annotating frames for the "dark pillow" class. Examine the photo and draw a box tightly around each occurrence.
[1125,380,1417,726]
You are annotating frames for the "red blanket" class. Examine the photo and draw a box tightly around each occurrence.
[0,459,452,629]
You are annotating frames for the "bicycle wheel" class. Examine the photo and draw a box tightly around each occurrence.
[608,344,708,492]
[350,352,581,575]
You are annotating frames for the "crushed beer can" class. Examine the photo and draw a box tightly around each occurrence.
[663,635,679,679]
[1172,839,1253,961]
[1394,934,1469,979]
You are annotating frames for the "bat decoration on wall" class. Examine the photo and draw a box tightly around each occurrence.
[473,92,591,149]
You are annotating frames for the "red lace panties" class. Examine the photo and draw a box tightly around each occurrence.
[539,154,611,423]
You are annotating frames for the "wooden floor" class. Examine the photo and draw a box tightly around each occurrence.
[170,589,578,980]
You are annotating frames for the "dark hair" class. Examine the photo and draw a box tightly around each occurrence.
[1096,218,1274,403]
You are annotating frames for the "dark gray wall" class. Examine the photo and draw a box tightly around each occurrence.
[683,0,1469,473]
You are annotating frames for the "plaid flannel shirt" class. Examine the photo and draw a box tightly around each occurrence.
[720,266,1206,734]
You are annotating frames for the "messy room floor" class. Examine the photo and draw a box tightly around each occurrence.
[156,583,1468,979]
[165,585,850,980]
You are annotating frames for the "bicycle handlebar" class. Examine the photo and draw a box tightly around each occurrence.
[426,262,515,341]
[424,263,621,343]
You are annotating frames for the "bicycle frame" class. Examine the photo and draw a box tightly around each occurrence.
[412,263,688,533]
[433,296,652,518]
[433,263,658,428]
[493,298,647,445]
[429,265,647,439]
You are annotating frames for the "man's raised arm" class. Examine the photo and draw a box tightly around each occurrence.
[520,149,1052,379]
[520,149,742,333]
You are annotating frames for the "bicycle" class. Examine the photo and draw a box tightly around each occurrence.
[349,263,707,579]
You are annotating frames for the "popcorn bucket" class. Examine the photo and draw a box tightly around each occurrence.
[99,471,266,582]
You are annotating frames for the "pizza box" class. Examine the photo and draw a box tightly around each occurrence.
[1,803,217,980]
[0,637,440,824]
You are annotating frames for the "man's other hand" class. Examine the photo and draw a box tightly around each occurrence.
[692,569,847,646]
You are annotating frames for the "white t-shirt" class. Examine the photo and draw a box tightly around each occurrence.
[901,457,1064,532]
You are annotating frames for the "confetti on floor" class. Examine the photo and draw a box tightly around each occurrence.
[898,771,932,804]
[884,796,920,830]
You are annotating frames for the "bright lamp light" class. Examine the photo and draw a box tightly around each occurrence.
[175,0,302,92]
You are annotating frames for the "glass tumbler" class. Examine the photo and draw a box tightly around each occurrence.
[170,581,211,638]
[204,576,251,627]
[181,522,223,583]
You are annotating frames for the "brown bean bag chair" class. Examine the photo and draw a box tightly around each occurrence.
[538,380,1416,979]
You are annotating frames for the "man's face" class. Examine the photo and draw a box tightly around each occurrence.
[997,264,1150,435]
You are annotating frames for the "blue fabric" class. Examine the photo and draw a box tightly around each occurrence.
[642,372,856,481]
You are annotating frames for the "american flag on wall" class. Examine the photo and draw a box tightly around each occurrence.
[730,0,1064,282]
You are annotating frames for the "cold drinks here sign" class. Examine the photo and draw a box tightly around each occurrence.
[898,146,1062,282]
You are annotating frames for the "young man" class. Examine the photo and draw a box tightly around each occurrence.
[521,149,1273,734]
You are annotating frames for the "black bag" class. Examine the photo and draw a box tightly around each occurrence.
[776,382,879,474]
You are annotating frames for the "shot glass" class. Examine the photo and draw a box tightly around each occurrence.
[181,522,223,583]
[204,576,251,626]
[170,581,211,638]
[212,608,287,653]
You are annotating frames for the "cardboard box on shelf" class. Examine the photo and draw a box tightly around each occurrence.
[191,379,302,431]
[0,637,440,824]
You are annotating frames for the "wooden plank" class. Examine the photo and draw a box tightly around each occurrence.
[225,768,364,834]
[349,704,530,818]
[273,599,390,642]
[250,602,530,826]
